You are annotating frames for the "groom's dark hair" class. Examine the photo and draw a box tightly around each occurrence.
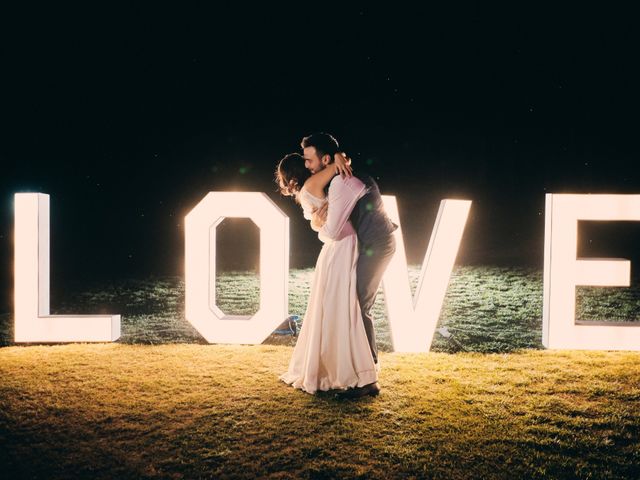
[301,132,339,163]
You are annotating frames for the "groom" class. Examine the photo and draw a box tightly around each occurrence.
[301,132,397,398]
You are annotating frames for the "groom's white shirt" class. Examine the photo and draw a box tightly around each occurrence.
[317,175,367,243]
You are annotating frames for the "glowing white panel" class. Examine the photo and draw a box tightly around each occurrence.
[14,193,121,342]
[185,192,289,344]
[381,197,471,352]
[543,194,640,350]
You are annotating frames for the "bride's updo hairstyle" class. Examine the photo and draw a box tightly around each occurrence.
[275,153,311,199]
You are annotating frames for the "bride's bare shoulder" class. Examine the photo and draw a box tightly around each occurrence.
[302,177,326,200]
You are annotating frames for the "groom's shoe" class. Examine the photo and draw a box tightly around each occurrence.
[337,382,380,399]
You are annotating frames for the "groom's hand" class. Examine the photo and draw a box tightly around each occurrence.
[311,203,328,230]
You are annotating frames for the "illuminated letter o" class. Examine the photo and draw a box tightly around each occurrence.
[185,192,289,344]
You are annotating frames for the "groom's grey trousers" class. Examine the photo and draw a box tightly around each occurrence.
[356,234,396,365]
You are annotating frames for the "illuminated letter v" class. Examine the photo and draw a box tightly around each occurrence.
[381,197,471,352]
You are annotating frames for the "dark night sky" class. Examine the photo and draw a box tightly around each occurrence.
[1,3,639,311]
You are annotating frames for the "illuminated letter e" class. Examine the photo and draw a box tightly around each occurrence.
[543,194,640,350]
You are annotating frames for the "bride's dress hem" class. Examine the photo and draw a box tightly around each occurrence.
[279,369,378,395]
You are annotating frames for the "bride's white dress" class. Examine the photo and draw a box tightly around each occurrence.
[280,187,377,394]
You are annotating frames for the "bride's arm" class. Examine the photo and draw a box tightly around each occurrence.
[303,152,354,198]
[334,152,353,178]
[303,164,337,198]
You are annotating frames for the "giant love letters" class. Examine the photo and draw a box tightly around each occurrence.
[14,194,121,342]
[13,192,640,351]
[185,192,289,344]
[543,194,640,349]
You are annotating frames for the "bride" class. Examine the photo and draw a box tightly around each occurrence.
[275,152,378,395]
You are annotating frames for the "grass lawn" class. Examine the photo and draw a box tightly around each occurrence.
[1,344,639,479]
[1,266,639,478]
